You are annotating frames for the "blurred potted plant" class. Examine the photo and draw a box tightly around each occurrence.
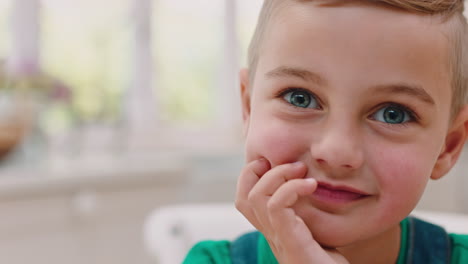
[0,60,72,162]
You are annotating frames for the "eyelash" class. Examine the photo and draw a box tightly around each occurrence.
[276,87,420,124]
[276,87,322,108]
[370,102,420,126]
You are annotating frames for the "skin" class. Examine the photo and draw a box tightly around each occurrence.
[235,2,468,264]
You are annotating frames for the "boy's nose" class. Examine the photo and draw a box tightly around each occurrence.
[310,122,364,175]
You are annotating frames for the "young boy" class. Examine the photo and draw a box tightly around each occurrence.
[185,0,468,263]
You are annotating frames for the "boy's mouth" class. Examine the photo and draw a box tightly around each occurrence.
[312,182,370,203]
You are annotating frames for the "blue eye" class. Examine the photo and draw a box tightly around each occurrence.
[373,105,412,124]
[283,90,319,108]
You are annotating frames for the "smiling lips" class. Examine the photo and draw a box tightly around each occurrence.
[312,182,370,203]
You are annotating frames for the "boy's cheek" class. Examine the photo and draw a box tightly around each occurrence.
[372,145,433,209]
[245,121,309,167]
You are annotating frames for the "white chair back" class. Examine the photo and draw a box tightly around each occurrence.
[143,203,254,264]
[143,204,468,264]
[411,210,468,234]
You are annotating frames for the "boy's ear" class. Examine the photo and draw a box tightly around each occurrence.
[431,105,468,180]
[239,68,251,136]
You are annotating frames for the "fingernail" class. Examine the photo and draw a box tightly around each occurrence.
[293,161,303,167]
[257,158,271,168]
[257,158,266,165]
[305,178,317,187]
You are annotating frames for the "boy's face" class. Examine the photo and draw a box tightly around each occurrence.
[241,3,455,247]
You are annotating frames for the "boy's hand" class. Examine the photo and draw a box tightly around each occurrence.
[235,159,349,264]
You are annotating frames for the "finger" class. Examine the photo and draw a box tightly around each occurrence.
[269,178,317,209]
[326,249,350,264]
[235,158,271,229]
[267,178,317,236]
[236,158,271,202]
[248,163,307,233]
[267,179,324,258]
[249,162,307,199]
[266,179,350,263]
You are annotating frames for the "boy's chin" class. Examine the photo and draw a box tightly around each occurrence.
[314,233,353,249]
[296,208,366,248]
[302,213,399,250]
[310,229,355,248]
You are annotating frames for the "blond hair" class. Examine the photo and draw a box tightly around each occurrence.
[247,0,468,116]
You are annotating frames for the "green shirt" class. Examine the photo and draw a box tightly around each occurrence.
[183,219,468,264]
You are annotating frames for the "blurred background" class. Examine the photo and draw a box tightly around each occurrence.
[0,0,466,263]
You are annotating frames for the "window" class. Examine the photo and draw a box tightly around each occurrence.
[42,0,131,121]
[0,0,10,60]
[0,0,263,159]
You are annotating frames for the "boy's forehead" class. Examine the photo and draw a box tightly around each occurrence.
[257,1,452,109]
[262,1,450,72]
[271,1,445,32]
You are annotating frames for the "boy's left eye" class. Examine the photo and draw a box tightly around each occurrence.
[372,105,413,124]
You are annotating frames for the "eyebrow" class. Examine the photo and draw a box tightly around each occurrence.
[373,84,435,105]
[265,66,327,86]
[266,66,435,105]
